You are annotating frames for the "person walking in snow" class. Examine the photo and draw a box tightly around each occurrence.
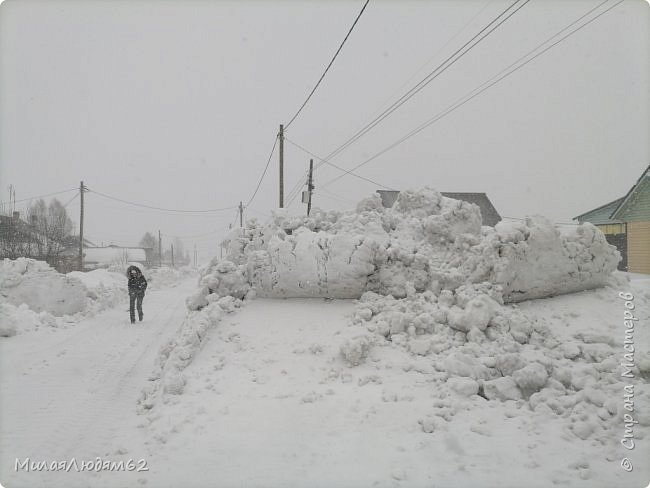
[126,265,147,324]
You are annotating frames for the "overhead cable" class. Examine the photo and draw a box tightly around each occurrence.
[322,0,624,188]
[88,188,238,213]
[317,0,529,167]
[284,0,371,130]
[246,134,279,207]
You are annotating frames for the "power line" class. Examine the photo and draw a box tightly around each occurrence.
[322,0,624,189]
[162,228,225,239]
[316,0,529,168]
[284,0,371,130]
[62,191,80,208]
[370,0,496,117]
[87,187,238,214]
[0,188,77,207]
[246,134,279,207]
[285,136,395,189]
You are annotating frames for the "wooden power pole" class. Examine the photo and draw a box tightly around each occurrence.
[239,201,244,227]
[79,181,85,271]
[307,159,314,216]
[158,230,162,267]
[279,124,284,208]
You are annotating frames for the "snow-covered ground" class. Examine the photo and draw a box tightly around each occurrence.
[1,272,648,487]
[0,274,198,488]
[0,189,648,488]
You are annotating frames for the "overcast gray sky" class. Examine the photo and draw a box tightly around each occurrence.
[0,0,648,263]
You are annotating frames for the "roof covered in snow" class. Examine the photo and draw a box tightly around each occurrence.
[440,192,502,226]
[375,190,502,226]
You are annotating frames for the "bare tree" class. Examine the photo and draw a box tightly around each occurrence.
[139,231,158,266]
[0,215,33,258]
[25,198,74,260]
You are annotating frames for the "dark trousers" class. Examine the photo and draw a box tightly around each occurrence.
[129,292,144,322]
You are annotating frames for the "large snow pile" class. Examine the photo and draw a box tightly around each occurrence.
[0,258,88,316]
[68,268,127,311]
[191,188,618,306]
[0,259,131,336]
[337,275,650,449]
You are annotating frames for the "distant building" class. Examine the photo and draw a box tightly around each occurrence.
[82,245,148,270]
[574,165,650,273]
[376,190,502,226]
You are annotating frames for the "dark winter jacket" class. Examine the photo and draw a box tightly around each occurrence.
[126,265,148,296]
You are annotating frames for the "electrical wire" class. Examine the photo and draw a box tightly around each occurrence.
[0,188,77,207]
[285,137,395,190]
[316,0,529,168]
[87,188,238,213]
[246,134,280,207]
[284,0,371,130]
[322,0,624,189]
[369,0,496,118]
[61,191,80,208]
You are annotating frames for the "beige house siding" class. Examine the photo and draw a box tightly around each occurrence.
[596,223,625,235]
[627,221,650,274]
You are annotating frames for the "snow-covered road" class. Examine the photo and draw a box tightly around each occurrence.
[0,276,198,488]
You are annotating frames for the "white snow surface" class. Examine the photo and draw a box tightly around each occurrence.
[194,188,618,306]
[0,257,648,487]
[0,258,88,317]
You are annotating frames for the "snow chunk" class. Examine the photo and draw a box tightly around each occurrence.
[512,362,549,396]
[482,377,522,401]
[340,334,373,366]
[447,377,479,397]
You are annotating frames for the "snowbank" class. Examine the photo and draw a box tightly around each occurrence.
[0,258,88,316]
[0,302,59,337]
[139,296,242,411]
[195,188,618,305]
[68,268,127,311]
[1,259,154,335]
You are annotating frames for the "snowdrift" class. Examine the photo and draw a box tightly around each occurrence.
[0,258,88,317]
[139,296,240,410]
[0,259,125,335]
[189,188,619,307]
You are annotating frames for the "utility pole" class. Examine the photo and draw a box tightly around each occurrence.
[194,244,197,268]
[158,230,162,267]
[239,201,244,228]
[79,181,85,271]
[279,124,284,208]
[307,159,314,216]
[171,244,174,268]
